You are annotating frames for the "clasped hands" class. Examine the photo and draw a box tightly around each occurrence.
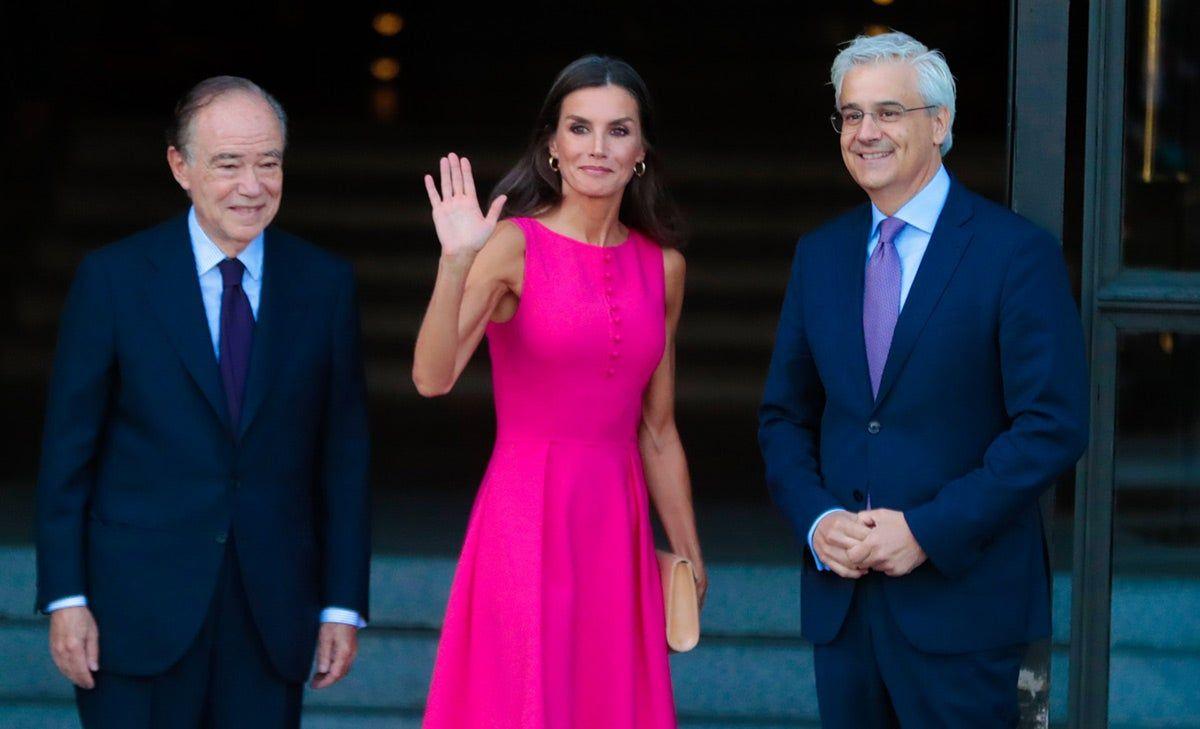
[813,509,927,579]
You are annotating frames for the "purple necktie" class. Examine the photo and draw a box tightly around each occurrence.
[218,258,254,428]
[863,216,905,399]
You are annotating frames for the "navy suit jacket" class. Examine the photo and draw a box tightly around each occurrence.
[758,179,1088,653]
[35,214,371,681]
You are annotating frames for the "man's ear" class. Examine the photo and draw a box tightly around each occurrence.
[930,107,950,147]
[167,146,192,192]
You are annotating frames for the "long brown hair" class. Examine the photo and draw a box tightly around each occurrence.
[490,55,684,249]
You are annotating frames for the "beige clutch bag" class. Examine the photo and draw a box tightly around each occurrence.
[656,550,700,653]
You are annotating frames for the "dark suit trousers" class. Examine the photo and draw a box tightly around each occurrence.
[76,539,303,729]
[814,574,1024,728]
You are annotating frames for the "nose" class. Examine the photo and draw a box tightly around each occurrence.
[237,166,265,197]
[590,133,607,158]
[855,113,884,143]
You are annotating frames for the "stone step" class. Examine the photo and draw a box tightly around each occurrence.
[49,184,813,248]
[56,120,848,187]
[5,619,1199,727]
[0,702,80,729]
[0,548,801,637]
[0,342,769,407]
[0,621,817,721]
[3,543,1198,726]
[0,702,822,729]
[11,296,781,362]
[59,117,1004,197]
[27,239,793,294]
[16,251,789,330]
[4,546,1198,649]
[37,213,813,270]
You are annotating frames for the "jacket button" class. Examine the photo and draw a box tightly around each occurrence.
[231,478,241,490]
[215,532,228,544]
[867,421,881,434]
[853,490,865,503]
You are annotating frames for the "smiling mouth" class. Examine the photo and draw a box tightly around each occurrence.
[579,166,613,174]
[858,151,894,161]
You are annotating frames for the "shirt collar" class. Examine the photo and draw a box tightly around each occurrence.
[869,164,951,238]
[187,207,264,281]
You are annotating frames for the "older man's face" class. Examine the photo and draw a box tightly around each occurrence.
[167,92,284,251]
[837,62,948,212]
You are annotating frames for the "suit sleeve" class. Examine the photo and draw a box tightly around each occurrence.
[905,231,1089,578]
[35,253,116,611]
[319,263,372,619]
[758,240,844,553]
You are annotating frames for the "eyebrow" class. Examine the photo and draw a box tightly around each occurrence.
[209,149,283,163]
[565,114,635,126]
[839,100,906,110]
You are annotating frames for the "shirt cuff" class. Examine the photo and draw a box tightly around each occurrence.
[320,607,367,629]
[808,508,848,572]
[46,595,88,612]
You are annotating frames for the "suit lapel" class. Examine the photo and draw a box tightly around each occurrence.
[236,229,289,440]
[872,182,975,409]
[145,215,232,430]
[835,205,875,409]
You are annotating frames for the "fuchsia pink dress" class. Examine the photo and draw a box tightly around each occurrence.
[423,217,677,728]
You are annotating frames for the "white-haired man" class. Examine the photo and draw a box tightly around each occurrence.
[759,31,1088,726]
[37,76,370,727]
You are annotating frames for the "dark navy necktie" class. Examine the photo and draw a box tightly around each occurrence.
[217,258,254,428]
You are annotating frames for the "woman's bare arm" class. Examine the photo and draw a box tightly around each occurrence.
[412,153,520,396]
[639,248,707,606]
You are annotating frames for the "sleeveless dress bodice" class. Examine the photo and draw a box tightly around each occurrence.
[487,218,666,445]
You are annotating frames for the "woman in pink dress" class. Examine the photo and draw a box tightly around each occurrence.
[413,55,706,728]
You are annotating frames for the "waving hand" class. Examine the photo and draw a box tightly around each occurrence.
[424,153,507,258]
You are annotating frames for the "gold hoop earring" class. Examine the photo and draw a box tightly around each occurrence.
[549,155,560,172]
[634,160,646,177]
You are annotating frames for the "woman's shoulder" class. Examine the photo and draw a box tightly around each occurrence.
[661,246,685,303]
[500,215,530,229]
[631,229,683,270]
[490,218,528,251]
[471,219,526,282]
[661,245,685,273]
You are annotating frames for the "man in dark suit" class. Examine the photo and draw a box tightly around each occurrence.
[36,76,371,727]
[758,32,1089,727]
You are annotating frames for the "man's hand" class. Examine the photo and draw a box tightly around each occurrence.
[49,606,99,689]
[813,511,873,579]
[847,509,927,577]
[311,622,359,689]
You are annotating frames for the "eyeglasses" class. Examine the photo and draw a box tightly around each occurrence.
[830,104,938,134]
